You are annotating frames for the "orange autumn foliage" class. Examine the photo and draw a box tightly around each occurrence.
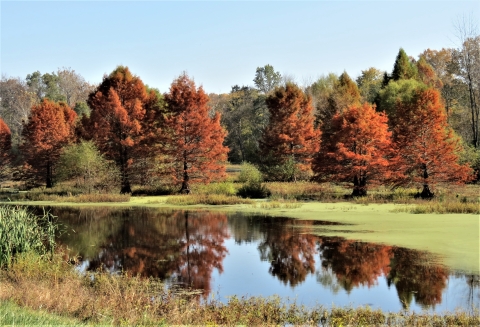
[391,88,473,194]
[86,66,158,193]
[260,83,320,181]
[313,102,394,196]
[21,99,76,187]
[163,74,228,193]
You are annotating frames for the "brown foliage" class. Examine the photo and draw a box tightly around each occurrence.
[260,83,320,181]
[20,99,76,187]
[85,66,159,193]
[391,88,473,194]
[162,73,228,193]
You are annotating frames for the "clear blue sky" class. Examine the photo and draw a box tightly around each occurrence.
[1,1,479,94]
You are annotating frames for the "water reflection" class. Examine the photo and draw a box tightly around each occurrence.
[257,218,317,286]
[45,207,478,311]
[318,237,393,292]
[54,208,229,298]
[387,247,449,309]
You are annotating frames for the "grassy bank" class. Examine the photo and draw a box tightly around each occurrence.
[1,252,478,326]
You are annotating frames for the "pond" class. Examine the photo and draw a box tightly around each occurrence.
[44,206,479,313]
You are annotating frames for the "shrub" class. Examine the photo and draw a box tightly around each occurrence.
[237,162,263,184]
[56,141,120,193]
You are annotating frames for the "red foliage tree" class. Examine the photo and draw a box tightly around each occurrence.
[392,88,473,197]
[313,103,394,196]
[0,118,12,182]
[85,66,159,193]
[163,74,228,193]
[21,99,76,187]
[260,82,320,181]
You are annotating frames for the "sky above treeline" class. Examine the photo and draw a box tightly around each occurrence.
[1,1,479,94]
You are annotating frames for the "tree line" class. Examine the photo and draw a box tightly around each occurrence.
[0,36,479,197]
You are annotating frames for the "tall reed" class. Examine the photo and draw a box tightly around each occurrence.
[0,206,57,267]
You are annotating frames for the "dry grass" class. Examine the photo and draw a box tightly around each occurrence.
[394,200,480,214]
[1,252,478,326]
[14,192,130,203]
[252,200,302,209]
[165,194,253,205]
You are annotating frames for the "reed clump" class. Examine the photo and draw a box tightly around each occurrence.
[0,206,57,267]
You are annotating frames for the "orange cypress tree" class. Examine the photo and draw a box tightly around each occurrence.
[163,73,228,193]
[21,99,77,187]
[86,66,159,193]
[0,118,12,182]
[259,82,320,181]
[313,103,393,196]
[392,88,472,197]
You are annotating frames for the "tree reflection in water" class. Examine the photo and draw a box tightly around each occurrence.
[387,247,449,309]
[317,237,393,293]
[50,207,478,309]
[55,207,229,299]
[257,217,317,286]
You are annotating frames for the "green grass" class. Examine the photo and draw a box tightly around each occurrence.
[0,301,86,326]
[0,206,57,267]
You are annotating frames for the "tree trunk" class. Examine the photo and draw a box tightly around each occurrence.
[120,147,131,194]
[46,160,53,188]
[420,163,434,199]
[120,177,131,194]
[180,152,190,194]
[352,175,367,197]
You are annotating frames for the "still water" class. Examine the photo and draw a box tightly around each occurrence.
[46,206,479,313]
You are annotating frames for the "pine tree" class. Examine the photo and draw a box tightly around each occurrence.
[162,73,228,193]
[392,48,418,81]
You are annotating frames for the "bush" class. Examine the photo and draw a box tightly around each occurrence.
[237,162,263,184]
[56,141,120,193]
